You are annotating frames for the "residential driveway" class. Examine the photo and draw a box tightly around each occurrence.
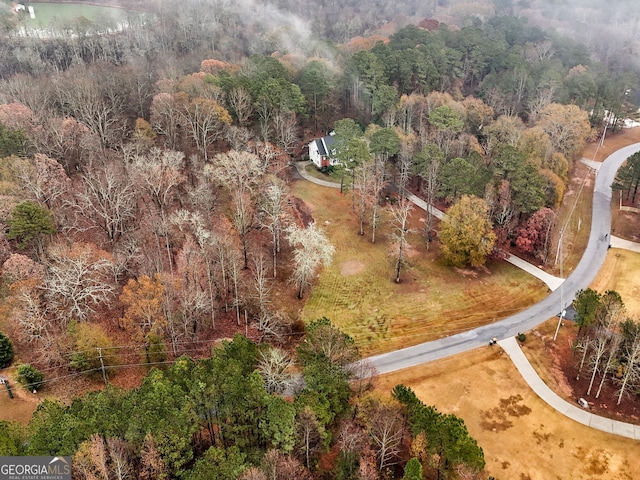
[293,160,341,188]
[610,235,640,253]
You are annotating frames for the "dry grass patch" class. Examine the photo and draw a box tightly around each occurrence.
[375,347,640,480]
[590,248,640,316]
[582,127,640,162]
[546,161,595,276]
[292,178,548,356]
[544,127,640,277]
[0,367,40,425]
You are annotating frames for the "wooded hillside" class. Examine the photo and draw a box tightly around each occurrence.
[0,0,639,478]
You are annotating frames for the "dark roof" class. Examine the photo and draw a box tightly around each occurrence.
[322,134,335,148]
[315,139,327,156]
[314,135,336,157]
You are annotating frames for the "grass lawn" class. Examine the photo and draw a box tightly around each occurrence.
[292,179,548,356]
[19,3,130,29]
[590,248,640,315]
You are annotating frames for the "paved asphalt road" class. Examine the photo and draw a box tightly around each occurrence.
[368,142,640,374]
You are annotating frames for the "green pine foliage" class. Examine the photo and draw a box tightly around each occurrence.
[20,330,489,479]
[16,364,44,391]
[0,122,28,158]
[6,201,56,249]
[393,384,486,477]
[0,331,14,368]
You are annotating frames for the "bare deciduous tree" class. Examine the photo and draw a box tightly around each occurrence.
[127,147,186,275]
[389,198,414,283]
[487,179,517,250]
[12,285,54,351]
[286,223,335,299]
[52,67,127,148]
[294,407,325,471]
[251,253,272,321]
[225,125,253,151]
[354,160,375,237]
[258,347,295,395]
[127,147,186,214]
[42,242,116,322]
[150,93,182,150]
[271,110,299,155]
[586,293,625,396]
[178,95,232,161]
[616,323,640,405]
[259,176,290,277]
[227,86,253,127]
[358,396,406,471]
[14,154,70,209]
[239,467,267,480]
[205,150,264,268]
[106,438,134,480]
[420,156,441,249]
[370,159,388,244]
[68,159,137,243]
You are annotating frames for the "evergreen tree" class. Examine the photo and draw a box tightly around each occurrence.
[0,331,13,368]
[6,201,55,249]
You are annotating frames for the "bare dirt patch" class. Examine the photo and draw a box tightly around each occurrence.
[0,370,39,425]
[454,267,479,278]
[523,318,640,425]
[340,260,366,276]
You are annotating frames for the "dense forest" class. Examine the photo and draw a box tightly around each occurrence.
[1,0,640,478]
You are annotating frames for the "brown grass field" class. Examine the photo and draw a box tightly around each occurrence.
[376,343,640,480]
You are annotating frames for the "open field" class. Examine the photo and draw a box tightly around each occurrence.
[376,345,640,480]
[292,179,549,356]
[19,3,130,28]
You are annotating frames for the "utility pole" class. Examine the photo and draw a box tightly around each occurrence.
[554,230,565,341]
[97,347,108,386]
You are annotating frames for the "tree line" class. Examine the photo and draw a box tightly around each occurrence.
[0,321,488,480]
[573,289,640,406]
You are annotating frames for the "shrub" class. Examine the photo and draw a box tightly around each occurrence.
[0,332,14,368]
[145,332,167,364]
[517,333,527,343]
[16,364,44,391]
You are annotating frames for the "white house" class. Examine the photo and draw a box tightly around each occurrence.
[308,134,338,169]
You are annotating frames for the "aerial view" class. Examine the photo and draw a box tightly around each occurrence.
[0,0,639,478]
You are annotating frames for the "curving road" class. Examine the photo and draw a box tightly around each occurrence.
[367,142,640,374]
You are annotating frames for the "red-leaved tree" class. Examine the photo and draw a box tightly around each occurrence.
[515,207,555,262]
